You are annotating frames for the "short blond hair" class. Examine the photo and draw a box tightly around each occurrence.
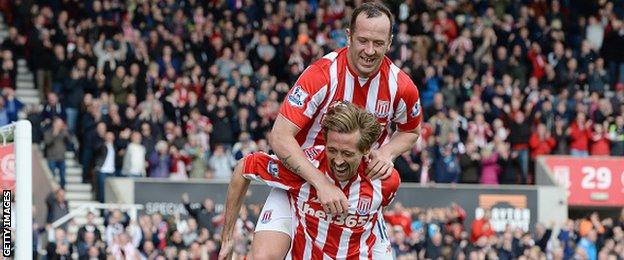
[321,101,382,153]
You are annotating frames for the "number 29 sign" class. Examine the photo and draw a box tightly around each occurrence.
[544,156,624,207]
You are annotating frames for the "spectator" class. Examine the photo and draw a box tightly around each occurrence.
[480,146,500,185]
[578,229,598,260]
[501,109,532,184]
[471,210,495,243]
[232,132,257,160]
[497,142,521,185]
[121,131,146,177]
[168,145,188,180]
[61,68,85,135]
[2,88,23,123]
[109,233,139,259]
[608,115,624,156]
[185,134,208,179]
[46,228,72,259]
[148,140,171,178]
[94,131,118,202]
[208,144,236,180]
[553,116,570,154]
[42,92,66,128]
[534,222,553,253]
[395,150,421,183]
[93,33,127,74]
[529,123,557,159]
[0,96,9,126]
[459,140,481,183]
[569,113,593,157]
[468,113,493,149]
[45,188,69,225]
[43,117,70,188]
[209,107,235,147]
[181,193,216,235]
[590,123,610,155]
[77,212,102,243]
[431,139,461,184]
[76,230,104,259]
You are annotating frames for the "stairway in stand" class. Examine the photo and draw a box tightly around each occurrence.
[0,14,104,229]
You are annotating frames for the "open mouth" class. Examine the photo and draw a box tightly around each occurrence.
[334,164,348,174]
[361,56,375,66]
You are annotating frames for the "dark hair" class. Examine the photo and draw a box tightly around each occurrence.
[349,1,394,38]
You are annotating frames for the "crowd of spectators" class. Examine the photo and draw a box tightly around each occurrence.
[384,204,624,260]
[0,0,622,191]
[37,189,624,259]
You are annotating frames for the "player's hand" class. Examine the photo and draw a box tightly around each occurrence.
[366,150,394,180]
[316,180,348,214]
[218,239,234,260]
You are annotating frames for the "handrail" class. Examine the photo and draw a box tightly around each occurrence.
[51,202,144,228]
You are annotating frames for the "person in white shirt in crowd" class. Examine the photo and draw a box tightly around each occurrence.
[122,131,147,177]
[108,232,139,259]
[208,144,237,180]
[95,131,117,202]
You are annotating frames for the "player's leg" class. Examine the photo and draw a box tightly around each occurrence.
[251,188,292,260]
[372,213,394,259]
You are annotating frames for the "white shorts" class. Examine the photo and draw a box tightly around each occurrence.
[255,188,395,259]
[255,188,293,236]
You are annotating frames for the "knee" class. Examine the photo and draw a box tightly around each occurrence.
[252,248,283,260]
[250,233,289,260]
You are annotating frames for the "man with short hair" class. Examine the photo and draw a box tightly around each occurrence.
[255,2,423,259]
[220,102,400,259]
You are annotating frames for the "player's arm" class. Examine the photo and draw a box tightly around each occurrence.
[371,127,420,168]
[367,128,420,178]
[381,170,402,206]
[269,116,349,214]
[219,161,249,260]
[368,74,423,180]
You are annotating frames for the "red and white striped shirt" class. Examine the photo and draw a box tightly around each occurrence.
[242,146,400,259]
[280,47,423,149]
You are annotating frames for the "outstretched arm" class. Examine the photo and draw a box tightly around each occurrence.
[219,161,250,260]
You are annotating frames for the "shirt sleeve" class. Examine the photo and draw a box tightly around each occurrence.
[241,152,305,190]
[278,64,330,129]
[393,72,423,132]
[381,170,401,206]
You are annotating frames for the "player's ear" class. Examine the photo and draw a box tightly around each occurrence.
[346,28,351,44]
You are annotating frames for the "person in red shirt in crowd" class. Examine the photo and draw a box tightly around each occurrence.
[527,43,546,80]
[568,113,593,157]
[433,9,458,41]
[444,203,467,240]
[590,123,610,155]
[529,123,557,159]
[470,209,495,243]
[383,202,413,236]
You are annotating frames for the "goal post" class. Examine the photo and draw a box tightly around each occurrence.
[0,120,32,259]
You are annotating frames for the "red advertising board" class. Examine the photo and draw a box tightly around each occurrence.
[543,156,624,207]
[0,144,14,191]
